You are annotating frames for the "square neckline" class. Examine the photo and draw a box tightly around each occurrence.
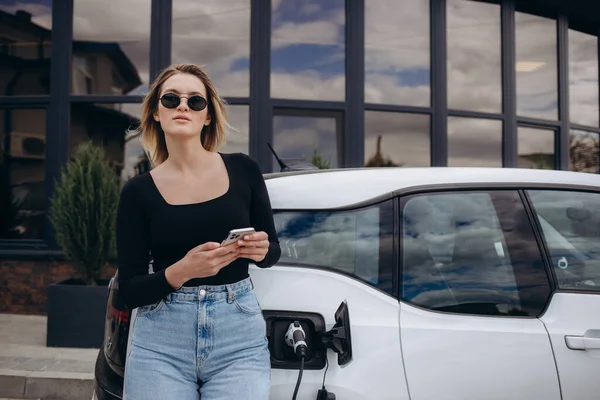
[146,152,231,207]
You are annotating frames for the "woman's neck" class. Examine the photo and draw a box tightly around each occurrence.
[162,135,214,176]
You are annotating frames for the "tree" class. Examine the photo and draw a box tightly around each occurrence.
[49,142,121,285]
[365,135,401,167]
[570,132,599,173]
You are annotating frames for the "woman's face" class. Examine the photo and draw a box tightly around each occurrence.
[154,72,211,139]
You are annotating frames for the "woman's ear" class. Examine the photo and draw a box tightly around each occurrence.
[204,113,211,126]
[153,112,160,122]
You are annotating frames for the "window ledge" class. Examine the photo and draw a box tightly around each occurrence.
[0,243,65,260]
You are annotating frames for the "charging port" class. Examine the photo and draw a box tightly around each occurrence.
[263,311,326,370]
[263,300,353,370]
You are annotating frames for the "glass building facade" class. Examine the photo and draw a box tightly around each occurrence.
[1,0,599,256]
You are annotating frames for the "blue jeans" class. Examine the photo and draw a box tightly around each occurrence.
[124,277,271,399]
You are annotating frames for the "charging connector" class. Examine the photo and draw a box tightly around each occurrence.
[285,321,308,399]
[285,321,308,357]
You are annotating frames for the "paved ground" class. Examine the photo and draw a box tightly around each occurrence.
[0,313,98,399]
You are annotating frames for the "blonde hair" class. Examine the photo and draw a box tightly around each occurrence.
[132,64,229,166]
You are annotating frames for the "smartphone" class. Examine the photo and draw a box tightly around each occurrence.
[221,227,256,246]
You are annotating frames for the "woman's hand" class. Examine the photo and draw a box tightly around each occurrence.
[166,242,240,288]
[236,231,270,263]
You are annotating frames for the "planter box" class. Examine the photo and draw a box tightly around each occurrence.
[46,278,109,348]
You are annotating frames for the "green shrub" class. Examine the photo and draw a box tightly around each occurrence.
[310,148,331,169]
[49,142,120,285]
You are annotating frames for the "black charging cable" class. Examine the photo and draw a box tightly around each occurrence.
[285,321,308,400]
[316,356,336,399]
[292,354,305,400]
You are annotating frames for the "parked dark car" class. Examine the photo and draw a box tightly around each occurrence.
[93,270,129,400]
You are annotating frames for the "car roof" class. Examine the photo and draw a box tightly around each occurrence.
[265,167,600,210]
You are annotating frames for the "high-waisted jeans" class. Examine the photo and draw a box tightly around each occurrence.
[124,277,271,399]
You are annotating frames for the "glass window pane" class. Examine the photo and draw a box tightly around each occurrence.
[528,189,600,292]
[271,0,345,101]
[172,0,250,98]
[221,105,249,154]
[365,0,430,106]
[272,114,340,171]
[448,117,502,167]
[1,109,47,239]
[364,112,430,167]
[447,0,501,113]
[570,130,599,174]
[274,200,395,295]
[72,0,150,96]
[517,126,555,169]
[70,103,141,183]
[569,30,599,127]
[402,190,550,316]
[516,13,558,120]
[0,4,52,96]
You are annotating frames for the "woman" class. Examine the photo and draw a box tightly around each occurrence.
[117,63,281,399]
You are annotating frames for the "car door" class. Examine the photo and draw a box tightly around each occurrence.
[398,189,561,400]
[249,199,410,400]
[526,188,600,400]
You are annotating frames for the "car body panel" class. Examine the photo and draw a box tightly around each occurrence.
[400,301,561,400]
[540,292,600,400]
[250,265,408,400]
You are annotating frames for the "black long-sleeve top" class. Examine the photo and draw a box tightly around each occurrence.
[116,153,281,309]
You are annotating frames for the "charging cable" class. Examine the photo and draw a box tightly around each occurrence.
[285,321,307,400]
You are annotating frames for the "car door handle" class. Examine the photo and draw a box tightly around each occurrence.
[565,330,600,350]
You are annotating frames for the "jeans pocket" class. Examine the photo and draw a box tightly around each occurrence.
[136,298,166,317]
[233,291,262,315]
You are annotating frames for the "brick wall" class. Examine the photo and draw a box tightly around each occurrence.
[0,259,116,315]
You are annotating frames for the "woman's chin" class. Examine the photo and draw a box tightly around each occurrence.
[165,128,199,140]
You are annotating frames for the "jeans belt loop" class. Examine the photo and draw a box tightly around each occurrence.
[226,285,235,303]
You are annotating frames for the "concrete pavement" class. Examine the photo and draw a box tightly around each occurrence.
[0,313,98,400]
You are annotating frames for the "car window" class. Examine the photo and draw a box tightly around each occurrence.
[401,190,551,317]
[273,200,394,295]
[527,189,600,292]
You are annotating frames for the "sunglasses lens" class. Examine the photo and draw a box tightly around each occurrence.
[160,93,180,109]
[188,96,208,111]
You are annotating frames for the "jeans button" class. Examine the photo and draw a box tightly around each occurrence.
[199,289,206,296]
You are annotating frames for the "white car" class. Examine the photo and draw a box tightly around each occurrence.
[94,167,600,400]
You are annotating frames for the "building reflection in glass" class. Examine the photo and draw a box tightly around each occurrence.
[72,0,150,95]
[365,0,430,107]
[518,127,556,169]
[448,117,502,167]
[570,130,599,174]
[271,0,345,101]
[364,111,430,167]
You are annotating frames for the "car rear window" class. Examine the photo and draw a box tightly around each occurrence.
[528,189,600,292]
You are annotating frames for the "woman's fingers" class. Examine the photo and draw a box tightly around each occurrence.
[237,247,267,257]
[242,231,268,242]
[238,239,269,248]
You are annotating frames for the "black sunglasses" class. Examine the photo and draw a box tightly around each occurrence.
[160,93,208,111]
